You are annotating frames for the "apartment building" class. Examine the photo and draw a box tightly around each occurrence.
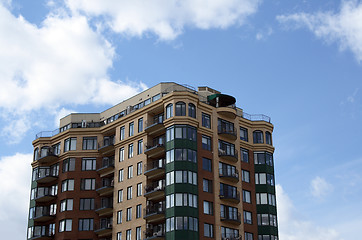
[27,82,278,240]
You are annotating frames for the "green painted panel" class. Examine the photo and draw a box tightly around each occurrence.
[165,207,198,218]
[254,165,275,174]
[165,161,197,172]
[165,139,197,151]
[165,184,198,195]
[255,185,275,194]
[256,205,277,215]
[166,230,199,240]
[258,226,279,236]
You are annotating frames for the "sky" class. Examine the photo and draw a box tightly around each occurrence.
[0,0,361,239]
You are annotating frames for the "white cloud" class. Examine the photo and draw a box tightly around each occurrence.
[277,0,362,62]
[276,184,341,240]
[65,0,261,40]
[0,153,32,240]
[0,116,31,144]
[256,27,273,41]
[310,176,333,199]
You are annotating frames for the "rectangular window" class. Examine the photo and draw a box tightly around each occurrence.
[78,218,93,231]
[202,157,212,172]
[127,186,132,200]
[138,118,143,133]
[202,135,211,151]
[126,229,131,240]
[119,169,124,182]
[244,211,252,224]
[243,190,251,203]
[118,189,123,203]
[129,122,134,136]
[82,137,97,150]
[241,148,249,163]
[202,113,211,128]
[80,198,94,210]
[128,144,133,158]
[117,210,122,224]
[136,226,141,240]
[120,126,125,140]
[81,178,95,190]
[137,183,142,196]
[137,140,143,154]
[203,201,213,215]
[240,127,248,141]
[203,179,212,193]
[61,179,74,192]
[64,138,76,152]
[59,219,72,232]
[128,166,133,179]
[136,204,142,218]
[119,148,124,162]
[60,199,73,212]
[242,170,250,182]
[52,142,61,155]
[204,223,213,238]
[62,158,75,172]
[137,162,142,175]
[126,207,132,221]
[81,158,96,171]
[117,232,122,240]
[245,232,253,240]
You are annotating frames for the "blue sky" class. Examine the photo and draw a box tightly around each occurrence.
[0,0,361,239]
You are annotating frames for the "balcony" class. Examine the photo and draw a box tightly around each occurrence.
[218,125,237,140]
[96,178,114,197]
[95,218,112,237]
[144,159,165,179]
[95,198,113,217]
[34,187,56,203]
[34,167,58,184]
[98,136,115,154]
[218,148,238,162]
[219,191,240,204]
[29,226,54,240]
[144,202,165,223]
[33,206,55,222]
[145,136,165,158]
[207,93,237,119]
[219,168,239,183]
[221,234,241,240]
[221,212,241,225]
[145,114,165,135]
[35,147,58,164]
[144,224,165,240]
[144,180,165,201]
[97,156,115,177]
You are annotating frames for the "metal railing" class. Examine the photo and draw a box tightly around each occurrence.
[219,168,239,179]
[219,190,240,202]
[220,211,241,223]
[144,224,165,238]
[98,156,115,170]
[145,136,165,150]
[218,125,237,136]
[144,202,165,217]
[98,136,115,149]
[242,112,271,123]
[218,148,238,159]
[34,167,58,180]
[145,159,165,172]
[145,180,165,194]
[96,178,114,189]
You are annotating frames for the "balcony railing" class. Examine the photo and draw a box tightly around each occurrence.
[95,218,112,236]
[144,202,165,217]
[145,180,165,194]
[34,167,58,183]
[220,212,241,224]
[218,148,238,162]
[242,112,271,123]
[98,136,115,153]
[145,114,164,129]
[34,187,57,202]
[97,156,115,175]
[144,224,166,239]
[219,191,240,203]
[221,234,241,240]
[29,225,54,239]
[96,178,114,196]
[218,125,237,139]
[219,168,239,182]
[144,159,165,178]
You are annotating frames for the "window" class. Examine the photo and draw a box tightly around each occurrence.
[152,94,161,101]
[266,131,272,145]
[256,193,268,205]
[175,102,186,116]
[240,127,248,141]
[61,179,74,192]
[81,158,96,171]
[120,126,125,140]
[126,207,132,221]
[52,142,61,155]
[138,118,143,132]
[137,140,143,154]
[204,223,213,238]
[82,137,97,150]
[268,193,276,206]
[118,189,123,203]
[60,199,73,212]
[220,204,238,221]
[203,179,212,193]
[243,190,251,203]
[245,232,253,240]
[202,113,211,128]
[127,186,132,200]
[128,166,133,179]
[203,201,213,215]
[119,169,124,182]
[255,173,274,186]
[33,148,39,161]
[166,125,197,142]
[218,140,236,157]
[80,198,94,210]
[126,229,131,240]
[137,183,142,196]
[221,226,239,239]
[129,122,134,136]
[166,103,173,119]
[128,144,133,158]
[117,210,122,224]
[219,162,237,178]
[170,193,197,208]
[253,130,264,144]
[136,204,142,218]
[78,218,93,231]
[202,135,211,151]
[202,158,212,172]
[188,103,196,118]
[137,162,142,175]
[64,138,76,152]
[136,226,141,240]
[242,170,250,182]
[119,148,124,162]
[220,183,237,199]
[81,178,95,190]
[244,211,252,224]
[241,148,249,163]
[117,232,122,240]
[254,152,274,166]
[59,219,72,232]
[257,214,277,227]
[62,158,75,172]
[166,170,197,186]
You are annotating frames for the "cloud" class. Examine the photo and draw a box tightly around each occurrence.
[276,184,341,240]
[256,27,273,41]
[310,176,333,199]
[65,0,262,40]
[0,153,32,240]
[277,0,362,62]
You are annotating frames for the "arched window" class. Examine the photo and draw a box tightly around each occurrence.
[175,102,186,116]
[266,131,272,145]
[253,130,264,144]
[166,103,173,119]
[188,103,196,118]
[33,148,39,161]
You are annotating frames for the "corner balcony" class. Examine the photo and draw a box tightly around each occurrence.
[144,159,165,179]
[33,206,55,222]
[218,125,237,140]
[144,224,165,240]
[144,180,165,201]
[220,212,241,225]
[145,136,165,158]
[95,218,112,237]
[34,187,57,203]
[219,168,239,183]
[35,147,58,164]
[219,191,240,204]
[218,148,238,162]
[97,156,115,177]
[34,167,58,184]
[96,178,114,197]
[144,202,165,223]
[145,115,165,135]
[95,198,113,217]
[98,136,115,154]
